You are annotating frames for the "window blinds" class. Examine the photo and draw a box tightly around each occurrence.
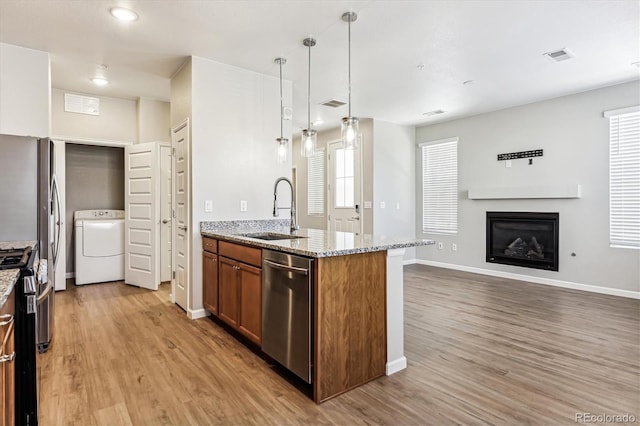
[307,149,325,216]
[608,107,640,248]
[421,138,458,234]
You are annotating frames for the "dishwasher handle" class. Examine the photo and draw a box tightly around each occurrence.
[263,259,309,276]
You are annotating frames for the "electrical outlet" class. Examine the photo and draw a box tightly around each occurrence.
[452,243,457,251]
[380,201,386,209]
[506,160,512,168]
[204,200,213,213]
[438,242,443,250]
[240,200,247,212]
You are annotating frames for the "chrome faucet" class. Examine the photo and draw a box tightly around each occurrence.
[273,177,299,232]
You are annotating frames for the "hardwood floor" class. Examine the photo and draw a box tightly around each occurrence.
[39,267,639,425]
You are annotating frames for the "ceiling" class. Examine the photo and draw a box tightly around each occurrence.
[1,0,638,132]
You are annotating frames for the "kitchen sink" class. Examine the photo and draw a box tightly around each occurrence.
[241,232,307,241]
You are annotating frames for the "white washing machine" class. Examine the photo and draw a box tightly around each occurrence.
[75,210,125,285]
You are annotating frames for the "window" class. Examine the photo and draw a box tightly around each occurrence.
[606,106,640,248]
[421,137,458,234]
[334,147,355,208]
[307,149,325,216]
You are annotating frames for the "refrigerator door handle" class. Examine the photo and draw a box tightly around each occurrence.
[51,174,62,269]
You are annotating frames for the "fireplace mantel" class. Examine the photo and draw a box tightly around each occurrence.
[468,184,581,200]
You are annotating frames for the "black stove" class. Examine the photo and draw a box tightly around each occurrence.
[0,247,33,270]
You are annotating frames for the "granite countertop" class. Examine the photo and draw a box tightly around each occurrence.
[201,220,434,258]
[0,240,37,309]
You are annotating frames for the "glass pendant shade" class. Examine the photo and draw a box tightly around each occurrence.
[277,137,288,163]
[300,129,317,157]
[341,116,360,149]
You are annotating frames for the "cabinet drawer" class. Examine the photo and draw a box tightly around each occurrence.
[219,241,261,268]
[203,237,218,254]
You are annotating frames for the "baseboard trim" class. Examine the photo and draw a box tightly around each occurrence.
[386,356,407,375]
[188,308,209,320]
[65,272,75,279]
[412,260,640,299]
[403,259,417,266]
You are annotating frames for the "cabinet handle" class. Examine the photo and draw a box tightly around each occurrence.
[0,352,15,363]
[0,314,13,327]
[178,225,188,231]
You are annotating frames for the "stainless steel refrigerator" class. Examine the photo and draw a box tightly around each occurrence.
[0,134,61,352]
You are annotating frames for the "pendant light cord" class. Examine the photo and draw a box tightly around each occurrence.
[307,42,311,130]
[347,16,352,117]
[279,59,284,139]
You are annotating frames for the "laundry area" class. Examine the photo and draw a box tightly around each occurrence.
[52,88,173,291]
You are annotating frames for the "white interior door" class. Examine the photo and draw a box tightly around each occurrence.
[160,144,172,282]
[172,121,190,310]
[124,142,160,290]
[327,140,362,233]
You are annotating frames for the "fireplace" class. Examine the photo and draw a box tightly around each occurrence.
[486,212,559,271]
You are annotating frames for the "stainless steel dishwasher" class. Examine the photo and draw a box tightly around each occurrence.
[262,249,313,383]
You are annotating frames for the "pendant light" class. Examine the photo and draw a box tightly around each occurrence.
[341,11,360,150]
[274,57,289,163]
[301,37,317,157]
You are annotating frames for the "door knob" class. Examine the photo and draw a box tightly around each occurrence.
[162,219,171,224]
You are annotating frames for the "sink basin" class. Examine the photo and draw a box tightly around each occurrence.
[241,232,307,241]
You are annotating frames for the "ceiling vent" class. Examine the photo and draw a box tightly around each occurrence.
[320,99,347,108]
[423,109,446,117]
[64,93,100,116]
[543,48,575,62]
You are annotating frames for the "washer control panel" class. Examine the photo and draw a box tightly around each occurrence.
[75,210,125,220]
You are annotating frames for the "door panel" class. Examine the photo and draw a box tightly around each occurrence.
[124,142,159,290]
[160,145,172,282]
[172,121,190,310]
[238,263,262,345]
[218,257,239,328]
[203,252,218,316]
[327,141,362,234]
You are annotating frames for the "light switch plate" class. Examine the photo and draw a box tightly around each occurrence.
[204,200,213,213]
[240,200,247,212]
[364,201,372,209]
[380,201,386,209]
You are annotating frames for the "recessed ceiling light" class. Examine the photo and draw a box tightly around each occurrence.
[91,77,109,86]
[110,7,138,21]
[423,110,445,116]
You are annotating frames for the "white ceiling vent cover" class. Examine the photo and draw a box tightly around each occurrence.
[544,48,575,62]
[321,99,347,108]
[64,93,100,116]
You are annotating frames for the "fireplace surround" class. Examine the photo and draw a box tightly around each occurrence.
[486,212,559,271]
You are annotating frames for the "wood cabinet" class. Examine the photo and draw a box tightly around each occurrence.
[1,289,16,426]
[217,241,262,346]
[202,237,219,316]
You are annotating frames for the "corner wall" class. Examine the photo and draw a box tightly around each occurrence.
[415,81,640,294]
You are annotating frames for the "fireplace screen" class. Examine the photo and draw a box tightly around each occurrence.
[486,212,559,271]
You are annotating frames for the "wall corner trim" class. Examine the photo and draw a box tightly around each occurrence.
[188,308,209,320]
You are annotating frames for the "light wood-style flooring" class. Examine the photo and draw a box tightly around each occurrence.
[39,265,639,425]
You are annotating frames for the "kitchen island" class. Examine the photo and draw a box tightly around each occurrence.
[201,220,433,403]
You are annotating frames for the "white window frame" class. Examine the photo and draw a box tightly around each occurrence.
[307,148,325,216]
[605,105,640,249]
[420,137,458,235]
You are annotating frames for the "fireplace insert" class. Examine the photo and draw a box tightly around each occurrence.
[486,212,559,271]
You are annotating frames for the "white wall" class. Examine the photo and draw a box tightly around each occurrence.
[138,98,170,143]
[51,88,137,143]
[188,56,292,312]
[0,43,50,137]
[415,81,640,294]
[373,120,416,260]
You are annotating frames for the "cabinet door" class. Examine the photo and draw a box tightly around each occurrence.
[238,263,262,345]
[218,257,239,328]
[1,322,14,426]
[202,252,219,316]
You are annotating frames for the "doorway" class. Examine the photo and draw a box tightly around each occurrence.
[327,140,363,233]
